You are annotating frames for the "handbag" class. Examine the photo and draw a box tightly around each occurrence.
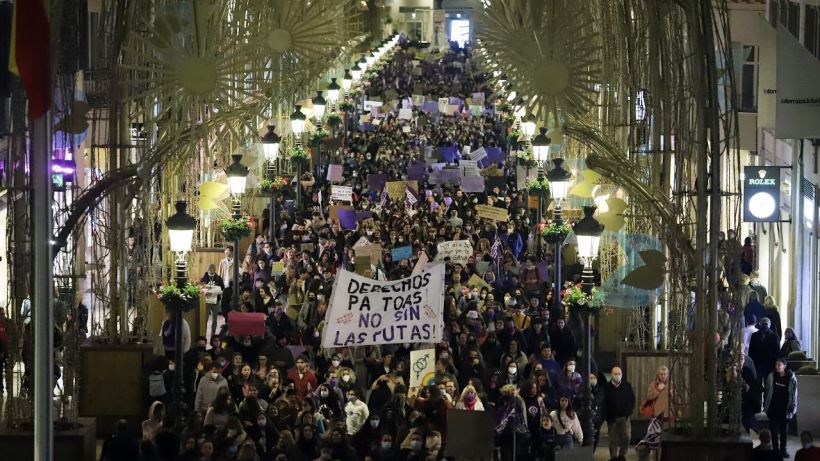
[639,399,656,418]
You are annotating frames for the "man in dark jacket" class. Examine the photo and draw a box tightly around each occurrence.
[749,317,780,389]
[604,367,636,461]
[744,292,765,329]
[99,419,139,461]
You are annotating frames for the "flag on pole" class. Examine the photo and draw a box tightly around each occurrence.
[9,0,51,119]
[405,184,419,207]
[379,188,390,208]
[490,233,503,263]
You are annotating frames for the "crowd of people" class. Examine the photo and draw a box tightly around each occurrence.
[99,38,817,461]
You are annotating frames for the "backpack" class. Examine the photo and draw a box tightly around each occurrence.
[148,372,167,397]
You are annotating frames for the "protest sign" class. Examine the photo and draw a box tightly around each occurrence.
[468,147,487,162]
[353,237,371,248]
[338,209,357,230]
[422,100,439,113]
[459,175,485,193]
[476,204,509,222]
[386,180,418,200]
[270,261,285,276]
[391,246,413,261]
[227,312,266,337]
[331,185,353,202]
[444,410,495,459]
[410,348,437,388]
[476,261,491,275]
[355,255,371,276]
[367,173,388,192]
[355,243,382,261]
[321,265,445,347]
[355,211,373,222]
[327,164,344,182]
[438,97,449,113]
[399,108,413,120]
[445,104,460,116]
[472,92,486,104]
[478,146,505,168]
[459,159,480,177]
[329,204,354,221]
[429,168,461,185]
[402,125,412,133]
[407,162,426,181]
[363,100,383,111]
[437,145,459,163]
[467,274,491,291]
[434,240,473,265]
[469,105,483,116]
[412,94,425,107]
[412,251,429,275]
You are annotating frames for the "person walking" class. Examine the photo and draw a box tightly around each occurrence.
[200,264,224,341]
[644,366,673,422]
[749,317,780,394]
[764,357,798,458]
[604,366,635,461]
[194,362,229,412]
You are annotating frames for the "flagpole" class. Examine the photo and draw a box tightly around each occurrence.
[32,112,54,461]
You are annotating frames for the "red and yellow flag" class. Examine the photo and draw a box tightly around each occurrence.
[9,0,51,119]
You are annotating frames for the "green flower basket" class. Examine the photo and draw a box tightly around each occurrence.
[220,216,251,241]
[158,282,201,312]
[562,284,607,315]
[259,176,290,196]
[541,222,571,244]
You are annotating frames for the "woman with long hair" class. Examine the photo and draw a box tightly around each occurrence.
[549,395,582,449]
[494,384,529,461]
[241,254,255,276]
[204,388,236,431]
[455,384,485,411]
[780,327,802,357]
[644,365,673,421]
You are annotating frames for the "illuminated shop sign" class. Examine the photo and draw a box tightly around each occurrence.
[743,166,784,222]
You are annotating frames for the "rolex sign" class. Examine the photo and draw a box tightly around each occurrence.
[743,166,782,222]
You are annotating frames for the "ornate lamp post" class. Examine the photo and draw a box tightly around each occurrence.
[341,69,353,136]
[572,206,604,448]
[166,200,196,419]
[547,158,572,312]
[261,126,280,248]
[225,154,248,309]
[290,105,306,210]
[327,78,341,113]
[312,91,326,176]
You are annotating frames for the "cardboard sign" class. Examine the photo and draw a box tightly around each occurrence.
[355,255,371,276]
[331,185,353,202]
[472,92,486,104]
[445,104,460,116]
[467,274,491,291]
[399,108,413,120]
[386,180,418,200]
[329,204,354,221]
[410,348,437,388]
[327,164,344,182]
[355,243,382,261]
[435,240,473,265]
[476,204,509,222]
[438,97,449,113]
[321,266,445,347]
[412,94,425,107]
[412,251,429,275]
[271,261,285,276]
[227,312,266,337]
[469,105,483,116]
[476,261,491,275]
[391,245,413,261]
[353,237,370,248]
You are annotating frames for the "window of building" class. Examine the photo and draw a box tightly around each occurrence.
[806,5,820,60]
[739,45,758,112]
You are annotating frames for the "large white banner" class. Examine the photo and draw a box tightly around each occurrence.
[322,265,445,348]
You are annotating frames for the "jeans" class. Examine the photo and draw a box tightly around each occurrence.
[768,414,788,452]
[556,433,574,450]
[206,303,220,339]
[608,417,631,458]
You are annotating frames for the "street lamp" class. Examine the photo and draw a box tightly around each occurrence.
[532,128,551,164]
[261,126,280,248]
[366,51,376,67]
[572,205,604,448]
[312,91,327,120]
[327,78,341,107]
[521,115,537,138]
[358,54,368,73]
[225,154,248,310]
[166,200,196,419]
[547,158,572,309]
[290,105,306,137]
[342,69,353,92]
[351,62,362,82]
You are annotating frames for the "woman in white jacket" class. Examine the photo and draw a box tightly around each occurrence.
[455,384,485,411]
[344,388,370,436]
[549,395,583,449]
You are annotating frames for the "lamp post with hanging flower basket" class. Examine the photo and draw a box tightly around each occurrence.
[572,205,605,448]
[541,221,572,244]
[288,145,309,211]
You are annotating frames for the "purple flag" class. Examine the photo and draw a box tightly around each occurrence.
[355,211,374,222]
[338,209,356,230]
[478,147,505,168]
[449,96,462,106]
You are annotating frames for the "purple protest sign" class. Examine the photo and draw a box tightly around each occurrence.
[367,174,388,192]
[449,96,462,106]
[536,261,550,283]
[327,164,344,182]
[460,175,485,193]
[338,209,357,230]
[407,162,426,181]
[478,147,505,168]
[430,168,461,185]
[438,145,459,163]
[355,211,374,222]
[422,101,439,113]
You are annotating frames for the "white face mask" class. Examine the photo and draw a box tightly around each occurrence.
[508,367,517,375]
[567,365,576,373]
[611,374,622,383]
[211,372,220,379]
[332,360,341,367]
[342,374,351,382]
[320,390,329,398]
[381,441,392,450]
[590,379,598,386]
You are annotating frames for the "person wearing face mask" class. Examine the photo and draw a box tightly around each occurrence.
[589,372,606,453]
[352,413,387,458]
[555,360,582,400]
[344,388,370,436]
[370,433,399,461]
[194,362,229,412]
[316,382,344,419]
[502,360,522,387]
[604,366,636,461]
